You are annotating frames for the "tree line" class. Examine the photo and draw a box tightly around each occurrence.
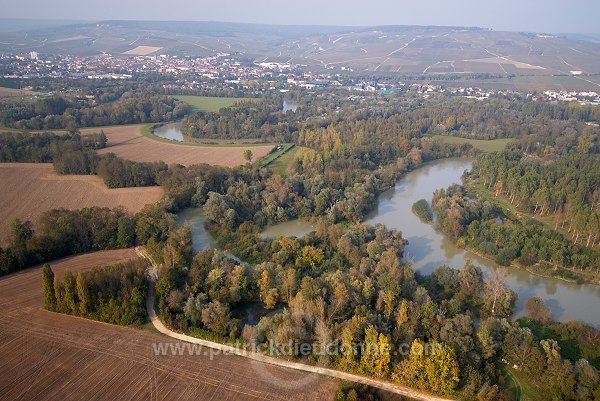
[0,198,190,276]
[151,210,599,400]
[42,260,147,325]
[472,150,600,249]
[1,92,187,131]
[6,135,595,400]
[431,184,600,277]
[0,132,167,187]
[180,96,297,143]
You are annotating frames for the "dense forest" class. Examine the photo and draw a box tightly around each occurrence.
[0,92,187,130]
[471,150,600,249]
[0,131,106,174]
[150,215,599,400]
[43,260,147,325]
[178,94,600,167]
[431,184,600,278]
[180,97,298,143]
[1,208,138,275]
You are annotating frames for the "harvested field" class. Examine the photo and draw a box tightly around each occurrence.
[0,251,338,400]
[51,35,89,43]
[123,45,163,55]
[81,124,274,167]
[465,57,545,70]
[0,86,40,97]
[0,163,163,246]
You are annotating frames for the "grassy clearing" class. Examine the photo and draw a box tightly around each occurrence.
[267,146,321,176]
[518,318,600,369]
[465,178,600,283]
[465,179,585,245]
[258,143,295,169]
[267,146,298,175]
[174,95,258,113]
[504,367,545,401]
[429,135,513,152]
[139,320,160,334]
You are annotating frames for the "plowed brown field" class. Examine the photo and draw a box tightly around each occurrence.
[0,163,163,246]
[0,250,338,400]
[80,125,273,167]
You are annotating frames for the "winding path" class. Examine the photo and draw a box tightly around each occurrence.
[146,281,454,401]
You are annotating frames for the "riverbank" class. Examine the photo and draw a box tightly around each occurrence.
[462,242,600,286]
[364,157,600,327]
[143,123,278,147]
[460,179,600,285]
[176,157,600,327]
[410,208,599,286]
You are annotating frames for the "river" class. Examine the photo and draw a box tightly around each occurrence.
[364,158,600,327]
[177,158,600,327]
[175,208,216,250]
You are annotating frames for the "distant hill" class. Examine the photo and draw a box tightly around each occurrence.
[1,19,599,89]
[0,18,88,33]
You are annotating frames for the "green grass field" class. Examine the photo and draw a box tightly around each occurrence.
[263,145,320,176]
[267,145,298,175]
[257,143,295,169]
[174,95,258,113]
[504,366,547,401]
[430,135,513,152]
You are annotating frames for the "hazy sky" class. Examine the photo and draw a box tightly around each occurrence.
[2,0,599,33]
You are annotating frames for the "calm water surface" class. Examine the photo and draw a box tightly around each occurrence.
[153,122,184,142]
[175,208,215,251]
[365,158,600,327]
[282,100,298,112]
[260,220,315,240]
[177,159,600,327]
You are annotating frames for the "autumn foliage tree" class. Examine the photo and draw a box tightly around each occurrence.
[392,339,460,395]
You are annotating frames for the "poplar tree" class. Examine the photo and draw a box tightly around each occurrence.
[42,263,56,311]
[76,272,89,316]
[53,276,63,313]
[360,325,390,378]
[62,270,77,315]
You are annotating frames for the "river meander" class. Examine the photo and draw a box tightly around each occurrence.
[177,158,600,327]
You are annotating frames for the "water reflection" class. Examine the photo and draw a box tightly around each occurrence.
[282,100,298,112]
[153,122,184,142]
[177,160,600,327]
[364,158,600,327]
[260,220,316,240]
[175,208,215,251]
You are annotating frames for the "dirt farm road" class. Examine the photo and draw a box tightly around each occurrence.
[0,251,338,401]
[146,281,455,401]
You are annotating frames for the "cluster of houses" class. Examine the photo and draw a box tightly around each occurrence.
[2,51,600,105]
[537,90,600,105]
